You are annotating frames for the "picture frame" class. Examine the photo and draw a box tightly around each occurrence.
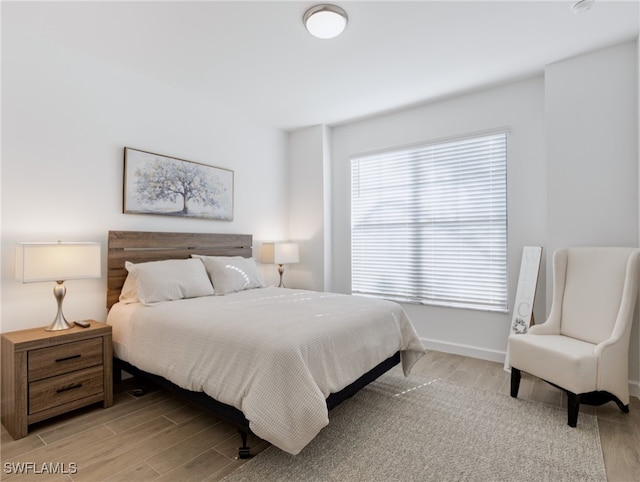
[504,245,542,371]
[123,147,234,221]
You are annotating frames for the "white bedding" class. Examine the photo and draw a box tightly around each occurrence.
[107,287,425,454]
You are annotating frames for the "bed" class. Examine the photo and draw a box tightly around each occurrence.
[106,230,425,457]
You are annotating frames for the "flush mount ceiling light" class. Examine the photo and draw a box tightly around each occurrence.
[571,0,595,14]
[303,4,348,39]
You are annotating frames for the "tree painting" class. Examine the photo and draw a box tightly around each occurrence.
[124,148,233,221]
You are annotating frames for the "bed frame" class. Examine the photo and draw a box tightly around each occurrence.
[107,230,400,458]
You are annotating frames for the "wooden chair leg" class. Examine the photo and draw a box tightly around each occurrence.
[567,392,581,427]
[510,368,521,398]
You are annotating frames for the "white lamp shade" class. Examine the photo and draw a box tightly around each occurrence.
[261,242,300,265]
[15,242,101,283]
[303,4,348,39]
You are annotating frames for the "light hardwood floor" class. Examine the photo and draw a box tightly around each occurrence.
[2,351,639,481]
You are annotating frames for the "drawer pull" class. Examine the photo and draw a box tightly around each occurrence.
[56,383,83,393]
[55,354,81,363]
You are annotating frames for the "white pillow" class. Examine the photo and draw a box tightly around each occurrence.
[118,272,140,304]
[192,255,265,295]
[124,258,214,306]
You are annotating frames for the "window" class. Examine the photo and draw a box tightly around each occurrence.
[351,131,507,312]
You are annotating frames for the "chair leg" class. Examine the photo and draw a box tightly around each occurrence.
[567,392,581,427]
[581,391,630,414]
[617,402,630,414]
[510,368,521,398]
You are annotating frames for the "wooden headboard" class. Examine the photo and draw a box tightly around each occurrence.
[107,230,253,309]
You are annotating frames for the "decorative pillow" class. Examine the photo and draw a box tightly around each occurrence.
[124,258,214,306]
[192,255,265,295]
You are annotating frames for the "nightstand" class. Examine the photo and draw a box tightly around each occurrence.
[1,321,113,439]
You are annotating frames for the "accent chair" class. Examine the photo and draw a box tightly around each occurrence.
[508,247,640,427]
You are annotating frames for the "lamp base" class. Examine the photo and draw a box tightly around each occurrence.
[45,281,74,331]
[45,317,74,331]
[277,264,286,288]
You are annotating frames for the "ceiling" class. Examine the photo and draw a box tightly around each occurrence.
[4,0,639,131]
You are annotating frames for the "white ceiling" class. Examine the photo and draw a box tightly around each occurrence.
[5,0,639,131]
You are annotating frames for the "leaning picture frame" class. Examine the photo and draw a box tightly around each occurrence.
[123,147,234,221]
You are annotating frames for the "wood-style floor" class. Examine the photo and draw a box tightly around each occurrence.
[2,350,639,481]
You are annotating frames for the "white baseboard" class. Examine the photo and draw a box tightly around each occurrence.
[420,337,506,364]
[629,380,639,398]
[421,337,640,399]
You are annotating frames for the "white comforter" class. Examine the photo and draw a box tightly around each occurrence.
[107,287,425,454]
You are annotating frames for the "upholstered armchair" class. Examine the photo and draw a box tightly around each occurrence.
[508,247,640,427]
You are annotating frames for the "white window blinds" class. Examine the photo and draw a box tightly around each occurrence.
[351,131,508,312]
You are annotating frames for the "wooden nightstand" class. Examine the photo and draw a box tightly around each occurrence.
[1,321,113,439]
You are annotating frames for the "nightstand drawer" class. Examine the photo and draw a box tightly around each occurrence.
[28,365,104,415]
[28,337,103,381]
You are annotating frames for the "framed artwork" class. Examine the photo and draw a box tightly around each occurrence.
[123,147,233,221]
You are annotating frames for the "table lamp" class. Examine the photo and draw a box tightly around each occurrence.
[261,242,299,288]
[15,242,101,331]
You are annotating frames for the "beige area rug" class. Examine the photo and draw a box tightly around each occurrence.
[223,368,606,481]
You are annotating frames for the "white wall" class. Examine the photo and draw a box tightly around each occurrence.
[545,41,639,387]
[1,21,289,333]
[282,126,328,291]
[545,42,638,261]
[330,77,547,362]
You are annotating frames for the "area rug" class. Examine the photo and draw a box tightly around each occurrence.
[223,368,606,481]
